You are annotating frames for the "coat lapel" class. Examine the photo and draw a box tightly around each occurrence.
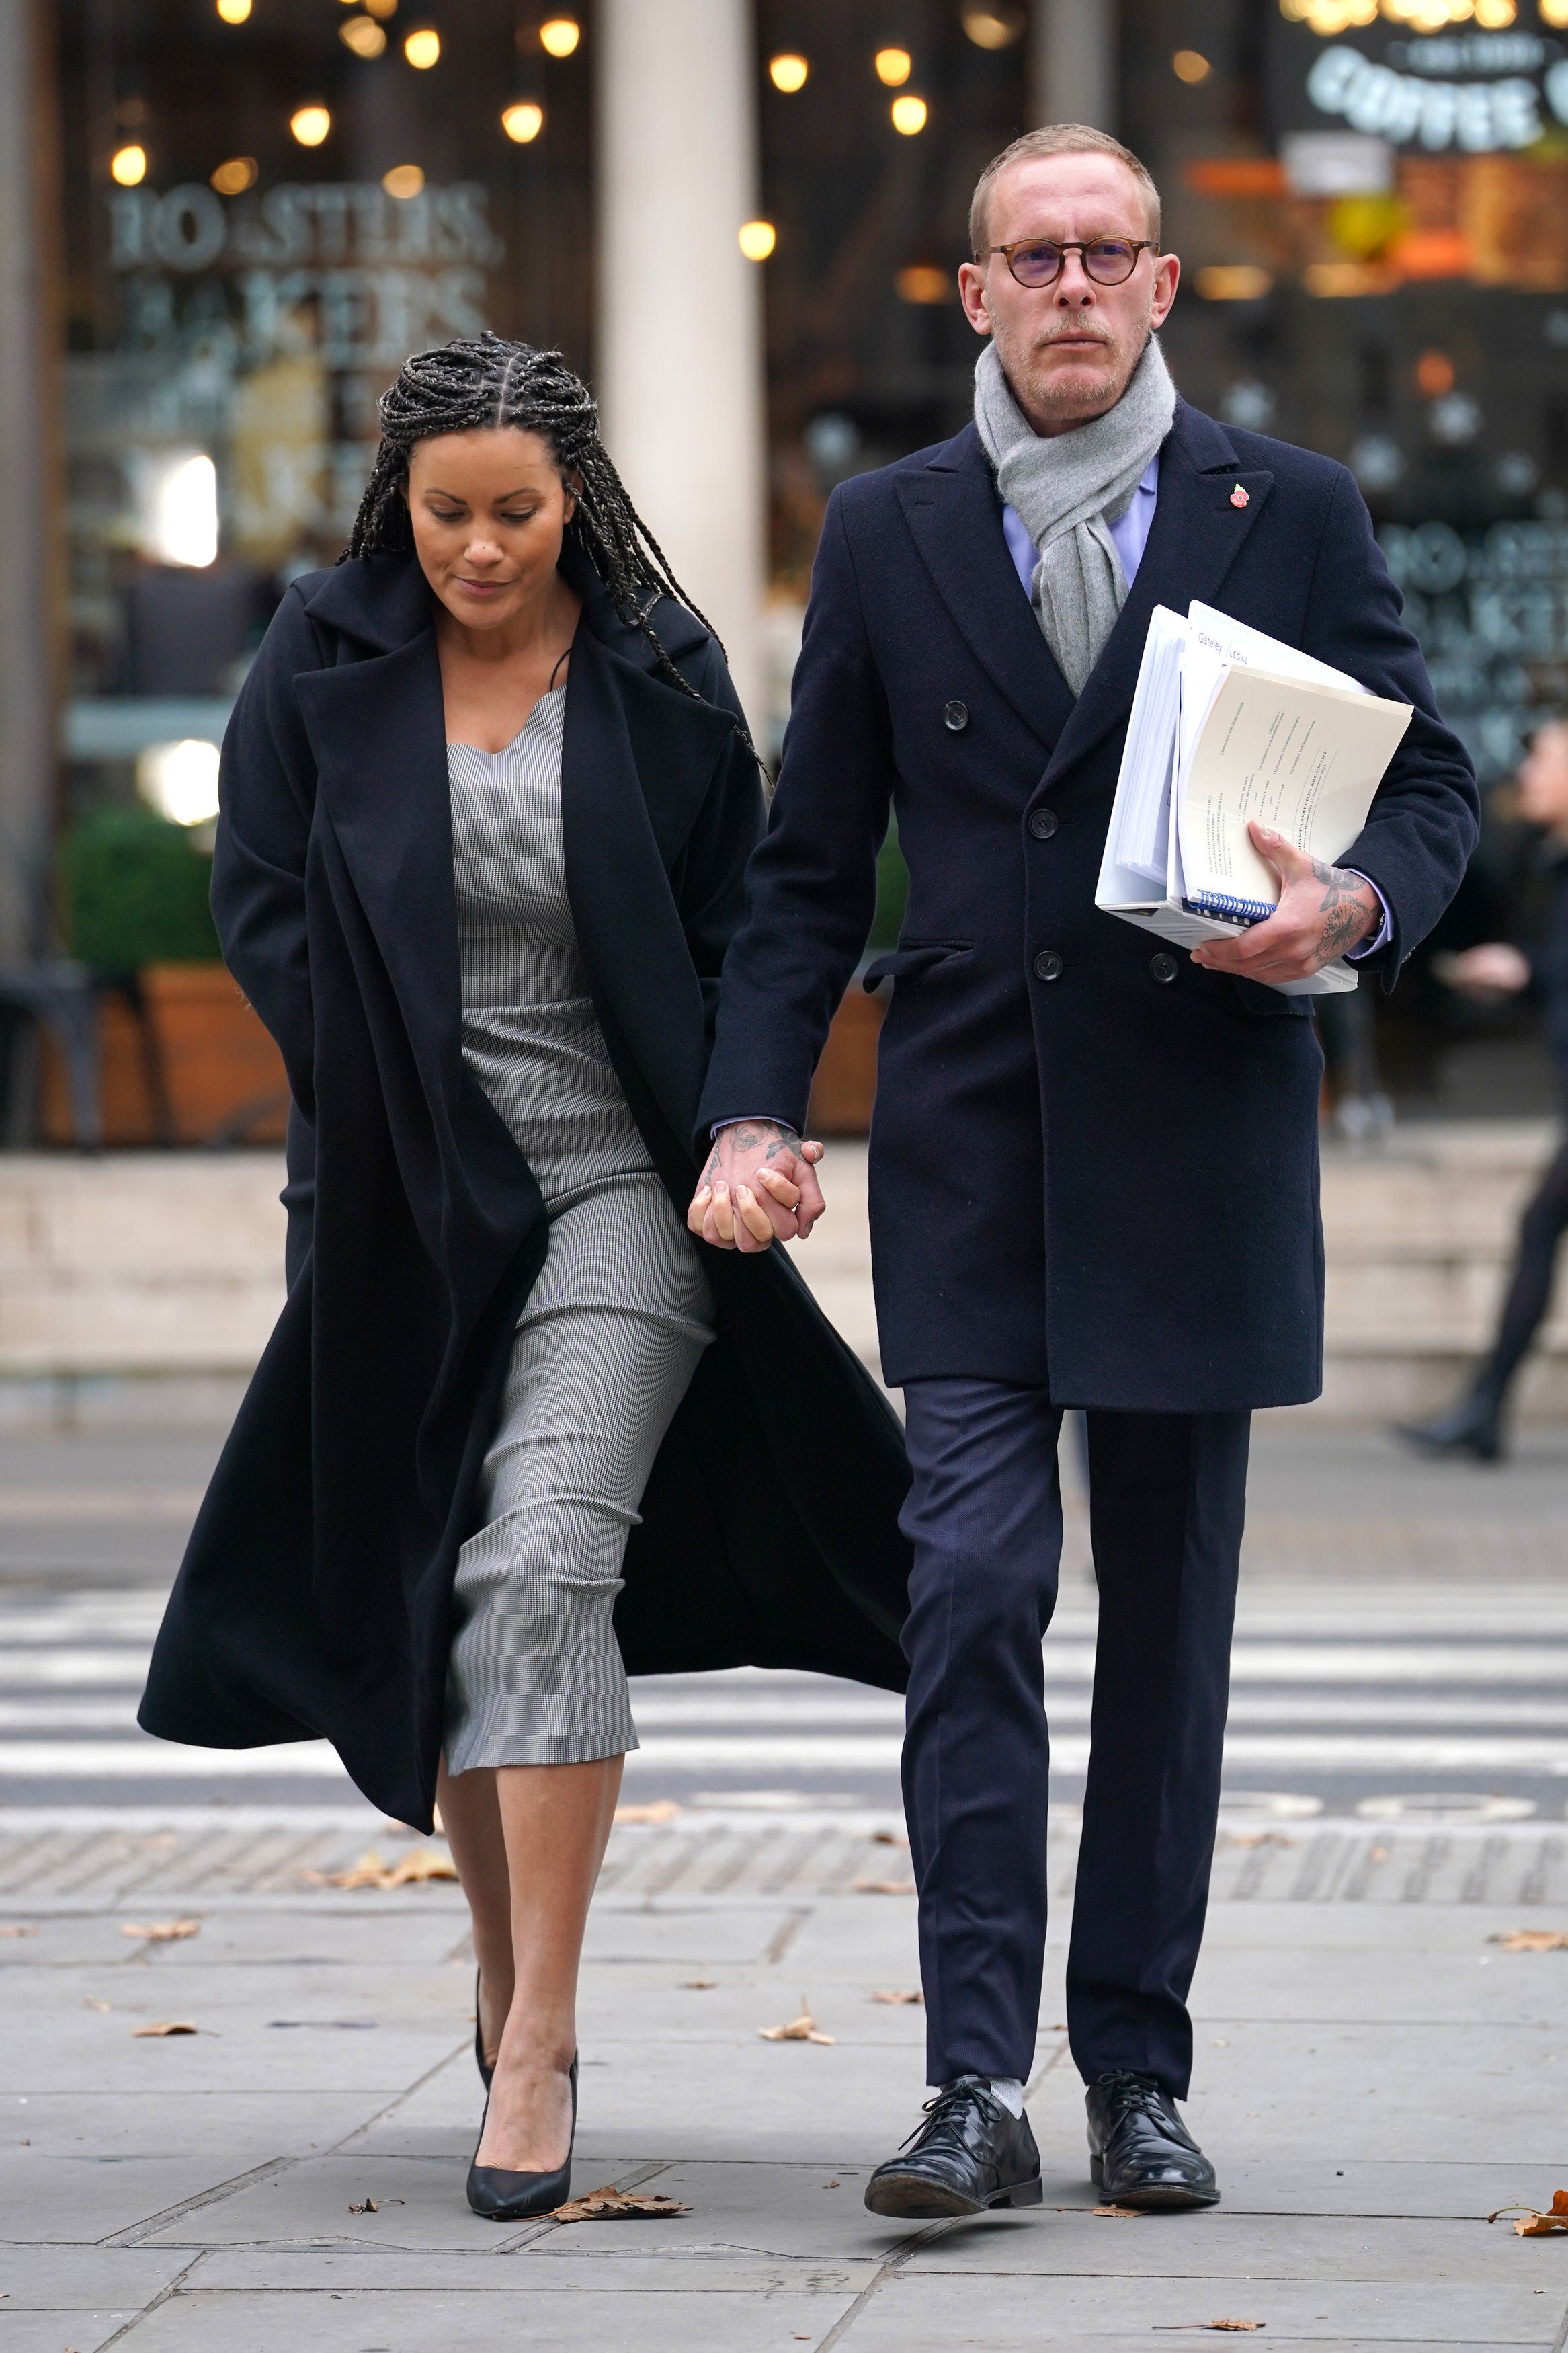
[894,426,1077,752]
[1042,403,1274,790]
[294,627,463,1079]
[559,629,734,1156]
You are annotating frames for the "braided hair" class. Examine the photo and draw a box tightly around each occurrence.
[343,333,729,713]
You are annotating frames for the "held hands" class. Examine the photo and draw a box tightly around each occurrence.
[687,1121,827,1253]
[1189,822,1379,984]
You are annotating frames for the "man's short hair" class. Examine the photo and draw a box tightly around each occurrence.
[968,125,1161,258]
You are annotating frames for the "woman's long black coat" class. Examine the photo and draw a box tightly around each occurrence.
[138,545,911,1829]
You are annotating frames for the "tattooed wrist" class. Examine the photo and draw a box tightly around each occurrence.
[1311,863,1375,962]
[726,1121,800,1162]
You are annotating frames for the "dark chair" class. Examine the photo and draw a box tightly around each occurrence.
[0,962,173,1152]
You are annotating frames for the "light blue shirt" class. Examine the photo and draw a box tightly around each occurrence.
[1000,453,1161,598]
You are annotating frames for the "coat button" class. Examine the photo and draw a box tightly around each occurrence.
[942,699,968,732]
[1028,807,1058,840]
[1033,950,1063,982]
[1150,951,1178,984]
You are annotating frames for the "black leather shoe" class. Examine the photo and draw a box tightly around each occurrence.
[1393,1384,1504,1462]
[466,2054,577,2221]
[1086,2069,1218,2210]
[864,2077,1042,2218]
[474,1971,494,2093]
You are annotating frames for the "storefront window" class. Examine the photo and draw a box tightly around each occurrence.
[57,0,592,819]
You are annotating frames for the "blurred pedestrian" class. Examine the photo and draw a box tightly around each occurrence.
[690,126,1476,2222]
[138,335,910,2221]
[1316,973,1393,1144]
[1398,719,1568,1460]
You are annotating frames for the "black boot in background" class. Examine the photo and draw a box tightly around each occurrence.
[1394,1375,1506,1463]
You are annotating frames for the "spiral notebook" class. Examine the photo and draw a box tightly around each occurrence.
[1094,602,1414,998]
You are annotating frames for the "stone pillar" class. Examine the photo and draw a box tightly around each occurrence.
[1030,0,1119,133]
[595,0,766,727]
[0,0,58,961]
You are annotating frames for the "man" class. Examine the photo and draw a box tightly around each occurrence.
[1399,719,1568,1461]
[690,126,1477,2218]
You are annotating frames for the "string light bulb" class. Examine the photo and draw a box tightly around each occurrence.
[110,143,147,185]
[382,163,424,198]
[403,27,439,67]
[502,100,544,141]
[874,47,911,85]
[538,17,579,54]
[891,93,928,134]
[340,17,386,56]
[960,5,1024,46]
[215,0,251,22]
[738,218,776,261]
[210,155,258,194]
[290,104,331,145]
[769,53,808,91]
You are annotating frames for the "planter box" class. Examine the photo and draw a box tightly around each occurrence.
[807,986,884,1138]
[38,963,288,1148]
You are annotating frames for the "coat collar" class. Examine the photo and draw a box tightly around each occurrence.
[893,404,1272,783]
[297,539,713,675]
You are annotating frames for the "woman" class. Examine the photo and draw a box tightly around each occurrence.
[138,335,910,2219]
[1398,718,1568,1461]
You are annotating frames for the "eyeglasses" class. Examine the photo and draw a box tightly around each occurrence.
[980,237,1159,289]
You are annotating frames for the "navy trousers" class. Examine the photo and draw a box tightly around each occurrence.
[899,1380,1250,2100]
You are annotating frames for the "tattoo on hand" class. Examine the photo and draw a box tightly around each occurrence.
[729,1123,801,1164]
[1311,861,1372,963]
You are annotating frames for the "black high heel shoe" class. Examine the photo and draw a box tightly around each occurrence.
[474,1970,493,2093]
[466,2054,577,2221]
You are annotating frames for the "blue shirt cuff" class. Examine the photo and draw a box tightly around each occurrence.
[1342,873,1391,960]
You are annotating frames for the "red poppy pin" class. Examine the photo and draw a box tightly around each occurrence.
[1231,483,1249,508]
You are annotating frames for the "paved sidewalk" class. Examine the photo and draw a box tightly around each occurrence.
[5,1803,1568,2352]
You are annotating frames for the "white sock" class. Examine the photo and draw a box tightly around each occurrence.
[934,2075,1024,2116]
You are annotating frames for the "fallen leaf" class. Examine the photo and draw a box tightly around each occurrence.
[0,1925,38,1938]
[1153,2325,1265,2334]
[824,2178,841,2188]
[301,1847,457,1891]
[870,1989,924,2005]
[1092,2203,1144,2217]
[1491,2190,1568,2236]
[854,1878,916,1896]
[83,1997,112,2012]
[680,1978,718,1990]
[1489,1930,1568,1953]
[613,1800,682,1825]
[120,1919,201,1942]
[553,2183,692,2222]
[131,2020,198,2037]
[760,1997,835,2046]
[349,2198,378,2214]
[870,1827,909,1847]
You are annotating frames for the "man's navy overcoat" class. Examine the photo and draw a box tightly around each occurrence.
[699,403,1479,1407]
[138,545,911,1830]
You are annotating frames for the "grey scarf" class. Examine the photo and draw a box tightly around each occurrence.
[974,335,1175,694]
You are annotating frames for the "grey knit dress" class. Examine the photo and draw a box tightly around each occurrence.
[442,684,716,1773]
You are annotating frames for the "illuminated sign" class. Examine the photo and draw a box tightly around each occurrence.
[1270,20,1568,154]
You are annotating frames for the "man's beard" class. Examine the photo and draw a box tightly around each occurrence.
[1016,323,1150,422]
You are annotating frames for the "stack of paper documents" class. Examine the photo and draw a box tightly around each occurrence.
[1094,602,1413,996]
